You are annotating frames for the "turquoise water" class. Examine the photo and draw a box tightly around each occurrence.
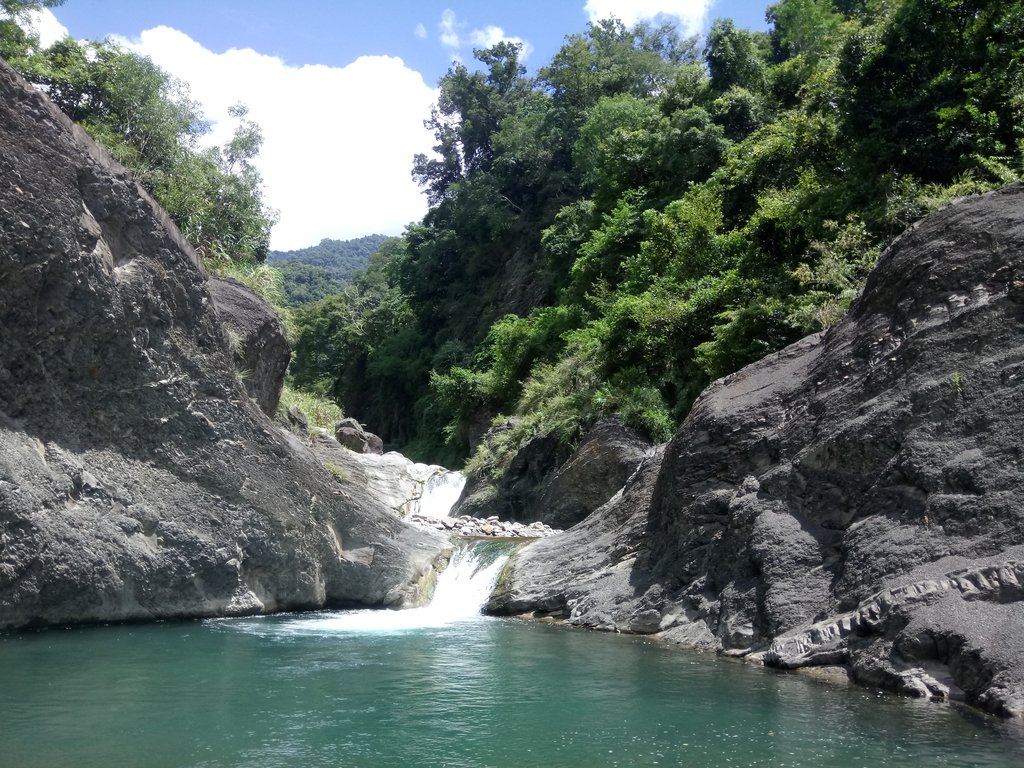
[1,612,1022,767]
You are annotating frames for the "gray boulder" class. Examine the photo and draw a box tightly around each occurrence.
[309,432,455,519]
[0,60,446,629]
[490,185,1024,717]
[209,275,290,417]
[537,417,653,529]
[454,432,565,521]
[334,417,384,455]
[456,417,651,529]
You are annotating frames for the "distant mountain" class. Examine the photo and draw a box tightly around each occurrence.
[269,234,389,306]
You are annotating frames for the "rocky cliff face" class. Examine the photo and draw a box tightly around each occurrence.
[455,417,652,528]
[208,275,290,418]
[490,185,1024,717]
[0,60,446,629]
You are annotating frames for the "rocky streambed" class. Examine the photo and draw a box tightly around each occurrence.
[407,512,561,539]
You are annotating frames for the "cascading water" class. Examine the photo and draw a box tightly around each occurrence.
[414,469,466,519]
[283,539,510,633]
[425,541,509,620]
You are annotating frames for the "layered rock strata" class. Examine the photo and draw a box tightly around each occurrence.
[490,185,1024,717]
[0,60,445,629]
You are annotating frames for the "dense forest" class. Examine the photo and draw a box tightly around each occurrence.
[269,234,388,306]
[5,0,1023,475]
[291,0,1024,472]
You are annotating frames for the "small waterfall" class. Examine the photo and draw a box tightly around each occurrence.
[285,540,509,633]
[426,541,508,620]
[415,470,466,519]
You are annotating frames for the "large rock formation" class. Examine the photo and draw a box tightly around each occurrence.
[535,417,653,529]
[490,185,1024,717]
[307,431,452,519]
[0,60,446,629]
[208,275,290,417]
[455,417,652,528]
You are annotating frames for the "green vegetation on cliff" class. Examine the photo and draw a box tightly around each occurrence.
[291,0,1024,468]
[1,1,276,269]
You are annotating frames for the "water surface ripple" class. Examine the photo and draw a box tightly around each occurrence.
[1,613,1022,767]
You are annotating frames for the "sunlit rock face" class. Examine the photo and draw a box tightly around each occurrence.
[492,184,1024,717]
[0,59,446,629]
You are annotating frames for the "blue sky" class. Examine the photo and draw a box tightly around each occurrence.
[52,1,769,87]
[36,1,772,249]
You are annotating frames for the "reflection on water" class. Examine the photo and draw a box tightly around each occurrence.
[1,611,1022,768]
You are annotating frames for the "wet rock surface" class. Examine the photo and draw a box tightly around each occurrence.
[0,60,445,629]
[490,185,1024,717]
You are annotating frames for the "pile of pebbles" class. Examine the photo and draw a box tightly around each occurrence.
[408,512,560,538]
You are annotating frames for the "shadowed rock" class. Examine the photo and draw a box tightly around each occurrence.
[455,417,652,528]
[209,275,290,417]
[537,417,653,529]
[334,417,384,455]
[490,185,1024,717]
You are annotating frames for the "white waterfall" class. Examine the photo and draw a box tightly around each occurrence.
[286,541,509,633]
[415,470,466,519]
[425,543,508,620]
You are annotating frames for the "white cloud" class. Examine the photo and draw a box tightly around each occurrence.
[24,8,69,47]
[110,26,436,250]
[439,9,461,50]
[468,25,534,60]
[438,9,533,62]
[414,23,428,39]
[584,0,711,35]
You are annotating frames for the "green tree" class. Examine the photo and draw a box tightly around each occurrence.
[15,35,275,264]
[413,41,531,204]
[0,0,64,63]
[295,3,1024,472]
[704,19,769,94]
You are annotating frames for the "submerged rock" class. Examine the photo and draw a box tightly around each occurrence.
[490,185,1024,717]
[0,60,446,629]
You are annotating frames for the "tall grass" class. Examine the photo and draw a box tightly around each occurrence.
[278,383,344,433]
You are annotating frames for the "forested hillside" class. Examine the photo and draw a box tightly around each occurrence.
[6,0,1021,471]
[291,0,1024,468]
[269,234,388,306]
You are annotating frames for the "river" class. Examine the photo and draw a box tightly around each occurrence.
[2,542,1023,767]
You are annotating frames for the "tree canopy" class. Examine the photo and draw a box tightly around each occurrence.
[8,2,1022,469]
[293,0,1024,468]
[2,11,276,267]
